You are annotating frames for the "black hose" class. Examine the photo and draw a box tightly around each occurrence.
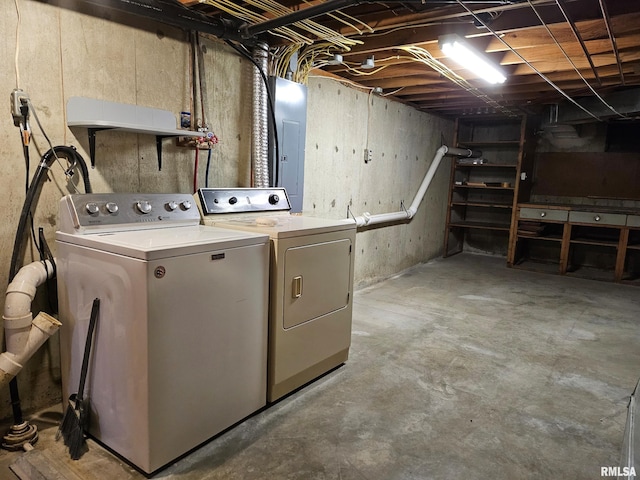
[224,40,280,187]
[9,146,91,281]
[6,145,91,426]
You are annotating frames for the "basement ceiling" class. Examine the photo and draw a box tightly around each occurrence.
[178,0,640,119]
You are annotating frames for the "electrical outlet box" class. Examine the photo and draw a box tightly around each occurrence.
[364,148,373,163]
[11,89,29,117]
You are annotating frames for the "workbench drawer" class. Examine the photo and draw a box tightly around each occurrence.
[520,207,568,222]
[569,211,627,226]
[627,215,640,228]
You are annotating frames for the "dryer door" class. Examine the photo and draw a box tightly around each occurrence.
[283,238,352,329]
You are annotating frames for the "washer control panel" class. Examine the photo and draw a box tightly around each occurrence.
[198,188,291,215]
[59,193,201,234]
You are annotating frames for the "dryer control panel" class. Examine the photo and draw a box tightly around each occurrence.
[59,193,201,234]
[198,188,291,215]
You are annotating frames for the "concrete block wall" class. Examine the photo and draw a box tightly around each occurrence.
[304,78,454,286]
[0,0,453,421]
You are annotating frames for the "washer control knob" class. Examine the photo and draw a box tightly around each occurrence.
[85,203,99,215]
[166,201,178,211]
[229,196,238,205]
[105,202,119,214]
[181,200,192,210]
[136,201,152,214]
[268,194,280,205]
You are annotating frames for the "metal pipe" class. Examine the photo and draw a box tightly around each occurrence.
[349,145,481,228]
[242,0,362,38]
[252,42,270,188]
[554,0,602,86]
[65,0,248,43]
[598,0,624,86]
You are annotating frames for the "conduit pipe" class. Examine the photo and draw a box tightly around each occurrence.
[0,260,60,390]
[350,145,480,228]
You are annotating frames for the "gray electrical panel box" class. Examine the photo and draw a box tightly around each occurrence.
[268,77,307,213]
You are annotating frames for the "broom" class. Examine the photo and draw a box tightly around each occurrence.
[56,297,100,460]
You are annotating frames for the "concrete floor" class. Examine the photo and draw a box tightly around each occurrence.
[1,253,639,479]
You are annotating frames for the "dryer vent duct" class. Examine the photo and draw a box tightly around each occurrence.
[350,145,481,228]
[252,42,270,188]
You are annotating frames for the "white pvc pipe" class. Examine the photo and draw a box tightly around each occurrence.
[0,260,60,389]
[350,145,481,228]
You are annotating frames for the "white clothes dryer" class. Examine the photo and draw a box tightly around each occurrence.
[196,188,356,402]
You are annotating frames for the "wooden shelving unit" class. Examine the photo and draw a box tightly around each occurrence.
[444,115,534,257]
[511,205,640,285]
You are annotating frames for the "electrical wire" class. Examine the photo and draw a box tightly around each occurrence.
[526,0,628,119]
[193,147,199,193]
[399,45,517,116]
[14,0,21,88]
[205,148,212,188]
[201,0,360,49]
[343,63,390,76]
[454,0,602,121]
[27,98,82,193]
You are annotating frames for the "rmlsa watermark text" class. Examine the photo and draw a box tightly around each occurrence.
[601,466,636,477]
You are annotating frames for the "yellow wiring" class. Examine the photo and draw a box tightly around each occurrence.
[202,0,313,44]
[398,46,516,115]
[307,74,376,92]
[301,0,374,35]
[201,0,360,49]
[344,63,390,76]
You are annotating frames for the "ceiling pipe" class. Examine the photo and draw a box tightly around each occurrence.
[554,0,602,86]
[598,0,625,86]
[55,0,250,44]
[242,0,364,38]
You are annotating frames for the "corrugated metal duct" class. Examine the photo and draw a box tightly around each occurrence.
[252,42,270,187]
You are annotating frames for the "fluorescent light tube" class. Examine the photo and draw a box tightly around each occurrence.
[440,35,506,84]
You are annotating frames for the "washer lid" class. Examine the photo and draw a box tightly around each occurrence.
[205,215,356,239]
[55,225,268,260]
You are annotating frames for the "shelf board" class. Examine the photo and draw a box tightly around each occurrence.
[512,260,561,275]
[455,163,517,168]
[570,238,619,247]
[454,185,515,191]
[565,266,616,282]
[448,221,510,231]
[517,234,563,242]
[457,140,521,147]
[452,202,513,209]
[621,274,640,285]
[627,243,640,250]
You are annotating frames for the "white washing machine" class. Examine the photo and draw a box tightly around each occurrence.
[56,193,269,474]
[196,188,356,402]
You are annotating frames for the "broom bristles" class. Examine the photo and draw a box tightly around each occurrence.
[57,396,88,460]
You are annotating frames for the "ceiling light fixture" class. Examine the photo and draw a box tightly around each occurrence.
[439,34,506,85]
[360,56,375,69]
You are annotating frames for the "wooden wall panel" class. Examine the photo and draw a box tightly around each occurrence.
[532,152,640,199]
